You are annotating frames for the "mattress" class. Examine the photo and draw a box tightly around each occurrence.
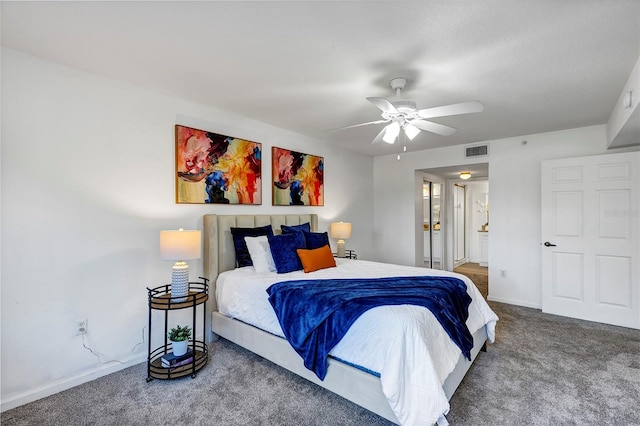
[216,259,498,425]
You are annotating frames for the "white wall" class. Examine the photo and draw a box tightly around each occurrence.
[0,48,374,410]
[607,55,639,148]
[373,126,639,308]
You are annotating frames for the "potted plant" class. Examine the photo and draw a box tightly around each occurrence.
[168,325,191,356]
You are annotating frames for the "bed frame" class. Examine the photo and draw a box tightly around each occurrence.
[203,214,488,424]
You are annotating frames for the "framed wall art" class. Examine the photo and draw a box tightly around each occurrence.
[175,125,262,204]
[272,147,324,206]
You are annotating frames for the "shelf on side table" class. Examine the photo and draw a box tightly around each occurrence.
[148,281,209,310]
[148,340,208,380]
[332,249,357,259]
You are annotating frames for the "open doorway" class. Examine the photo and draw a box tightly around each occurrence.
[453,179,489,299]
[418,163,489,299]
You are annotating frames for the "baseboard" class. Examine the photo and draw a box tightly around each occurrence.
[487,295,541,310]
[1,352,146,412]
[453,258,468,268]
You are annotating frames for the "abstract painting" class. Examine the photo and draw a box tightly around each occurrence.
[272,147,324,206]
[175,125,261,204]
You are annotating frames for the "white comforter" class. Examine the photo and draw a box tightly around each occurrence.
[216,259,498,425]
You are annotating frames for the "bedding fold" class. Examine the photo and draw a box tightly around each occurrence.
[267,276,473,380]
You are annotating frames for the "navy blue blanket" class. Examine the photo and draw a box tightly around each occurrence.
[266,275,473,380]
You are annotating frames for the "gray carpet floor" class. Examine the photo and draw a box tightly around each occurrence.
[2,302,639,426]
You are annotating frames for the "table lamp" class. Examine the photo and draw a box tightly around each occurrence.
[160,228,201,302]
[330,222,352,258]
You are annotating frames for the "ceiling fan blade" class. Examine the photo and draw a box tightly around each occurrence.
[417,101,484,119]
[326,119,389,132]
[410,119,458,136]
[366,97,398,114]
[370,126,389,144]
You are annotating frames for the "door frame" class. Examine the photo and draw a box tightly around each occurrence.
[452,183,467,267]
[417,164,490,272]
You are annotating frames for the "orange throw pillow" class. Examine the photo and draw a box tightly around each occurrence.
[296,245,336,273]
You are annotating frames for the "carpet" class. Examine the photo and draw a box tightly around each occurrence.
[2,302,639,425]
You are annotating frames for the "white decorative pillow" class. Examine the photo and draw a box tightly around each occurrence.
[244,235,276,273]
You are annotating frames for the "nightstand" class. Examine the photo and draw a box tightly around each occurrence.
[333,249,357,259]
[146,278,209,381]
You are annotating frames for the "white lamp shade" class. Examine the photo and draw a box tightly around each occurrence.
[403,123,420,140]
[160,229,202,260]
[330,222,352,240]
[382,122,401,144]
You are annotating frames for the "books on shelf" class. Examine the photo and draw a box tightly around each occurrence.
[167,357,194,370]
[161,349,194,367]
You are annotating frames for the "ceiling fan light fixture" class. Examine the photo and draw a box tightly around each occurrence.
[459,171,471,180]
[329,77,483,145]
[403,123,420,140]
[383,121,400,144]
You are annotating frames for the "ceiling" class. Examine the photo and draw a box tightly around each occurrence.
[421,163,489,181]
[2,1,639,157]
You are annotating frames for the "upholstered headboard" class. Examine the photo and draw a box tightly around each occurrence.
[202,214,318,340]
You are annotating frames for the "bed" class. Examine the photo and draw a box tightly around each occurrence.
[203,214,498,425]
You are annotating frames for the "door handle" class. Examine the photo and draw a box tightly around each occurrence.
[543,242,557,247]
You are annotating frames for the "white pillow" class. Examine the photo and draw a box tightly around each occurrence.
[244,235,276,273]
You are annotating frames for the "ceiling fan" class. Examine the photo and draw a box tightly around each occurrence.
[331,77,484,144]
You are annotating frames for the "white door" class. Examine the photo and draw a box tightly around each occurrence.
[541,151,639,329]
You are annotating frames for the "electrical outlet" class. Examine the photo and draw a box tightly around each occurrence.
[77,319,88,335]
[500,270,507,278]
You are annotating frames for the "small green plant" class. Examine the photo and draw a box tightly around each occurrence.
[168,325,192,342]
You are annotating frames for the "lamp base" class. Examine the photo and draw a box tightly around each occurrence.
[337,240,346,258]
[171,261,189,303]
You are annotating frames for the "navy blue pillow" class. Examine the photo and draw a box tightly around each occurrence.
[230,225,274,267]
[281,223,311,234]
[268,232,306,273]
[303,231,330,250]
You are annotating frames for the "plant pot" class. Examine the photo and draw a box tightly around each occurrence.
[171,340,189,356]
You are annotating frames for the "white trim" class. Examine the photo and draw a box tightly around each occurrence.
[1,353,146,412]
[487,296,541,310]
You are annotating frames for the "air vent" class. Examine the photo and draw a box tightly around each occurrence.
[465,144,489,158]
